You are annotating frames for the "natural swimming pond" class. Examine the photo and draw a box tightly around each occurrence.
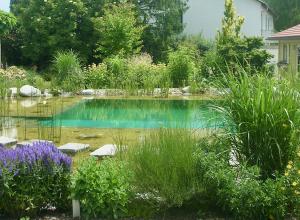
[44,99,224,129]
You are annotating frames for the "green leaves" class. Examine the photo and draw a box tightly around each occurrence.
[72,158,133,219]
[93,2,144,60]
[0,10,16,37]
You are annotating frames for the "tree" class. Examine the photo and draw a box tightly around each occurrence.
[266,0,300,31]
[11,0,87,68]
[134,0,188,61]
[93,2,144,59]
[215,0,272,75]
[0,10,17,68]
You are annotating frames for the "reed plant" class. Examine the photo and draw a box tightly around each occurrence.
[217,71,300,178]
[125,128,200,207]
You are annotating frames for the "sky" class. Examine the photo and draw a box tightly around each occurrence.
[0,0,10,12]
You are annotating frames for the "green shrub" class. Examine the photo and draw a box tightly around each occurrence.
[84,63,110,89]
[167,45,197,87]
[126,128,200,208]
[195,138,289,219]
[0,142,72,217]
[105,55,128,89]
[72,158,133,219]
[283,152,300,217]
[52,50,83,92]
[218,72,300,178]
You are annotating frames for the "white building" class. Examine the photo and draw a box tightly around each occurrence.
[183,0,274,39]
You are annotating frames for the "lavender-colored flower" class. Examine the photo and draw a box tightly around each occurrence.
[0,141,72,177]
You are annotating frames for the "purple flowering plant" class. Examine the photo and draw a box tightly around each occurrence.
[0,141,72,217]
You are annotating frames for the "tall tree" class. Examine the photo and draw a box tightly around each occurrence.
[0,10,17,68]
[134,0,188,61]
[11,0,87,68]
[266,0,300,31]
[93,2,144,59]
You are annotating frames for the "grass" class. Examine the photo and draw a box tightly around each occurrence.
[123,128,200,208]
[216,71,300,178]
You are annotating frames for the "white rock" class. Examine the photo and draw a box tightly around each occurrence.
[20,85,41,97]
[20,98,38,108]
[182,86,191,93]
[9,87,18,97]
[0,136,17,147]
[16,139,53,148]
[90,144,117,157]
[81,89,95,96]
[58,143,90,153]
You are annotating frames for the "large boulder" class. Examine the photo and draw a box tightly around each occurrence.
[20,85,41,97]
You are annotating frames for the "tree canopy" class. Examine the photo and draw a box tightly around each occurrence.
[266,0,300,31]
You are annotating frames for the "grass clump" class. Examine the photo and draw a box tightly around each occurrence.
[125,128,200,208]
[218,72,300,178]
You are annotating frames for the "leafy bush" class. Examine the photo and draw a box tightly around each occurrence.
[72,158,133,219]
[218,73,300,178]
[126,128,200,208]
[0,142,72,217]
[105,55,128,89]
[167,45,197,87]
[93,2,144,59]
[83,63,110,89]
[52,50,83,92]
[283,152,300,217]
[195,138,289,219]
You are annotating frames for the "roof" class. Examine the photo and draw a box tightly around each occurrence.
[268,24,300,40]
[257,0,275,15]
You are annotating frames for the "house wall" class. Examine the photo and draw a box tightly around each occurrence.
[183,0,274,39]
[278,40,300,72]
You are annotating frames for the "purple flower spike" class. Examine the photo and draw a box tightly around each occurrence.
[0,141,72,177]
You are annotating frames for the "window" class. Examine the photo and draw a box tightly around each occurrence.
[283,44,289,63]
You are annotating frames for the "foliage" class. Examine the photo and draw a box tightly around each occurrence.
[0,142,72,217]
[104,54,128,89]
[72,158,133,219]
[194,139,290,219]
[283,152,300,217]
[52,50,83,92]
[135,0,188,61]
[125,128,200,208]
[181,34,214,55]
[0,66,26,80]
[83,63,110,89]
[11,0,87,67]
[266,0,300,31]
[212,0,272,77]
[218,72,300,178]
[0,10,17,37]
[167,44,198,87]
[93,2,144,60]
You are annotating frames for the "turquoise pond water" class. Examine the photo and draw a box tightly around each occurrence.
[42,99,226,129]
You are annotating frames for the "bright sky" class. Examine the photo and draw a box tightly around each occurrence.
[0,0,10,12]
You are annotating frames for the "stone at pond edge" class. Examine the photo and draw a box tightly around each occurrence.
[90,144,118,157]
[19,85,42,97]
[81,89,95,96]
[58,143,90,154]
[77,134,103,140]
[182,86,191,94]
[0,136,17,147]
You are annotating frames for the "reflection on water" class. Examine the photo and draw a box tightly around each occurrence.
[50,99,225,129]
[0,98,226,143]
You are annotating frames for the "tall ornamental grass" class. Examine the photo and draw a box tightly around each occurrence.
[52,50,83,92]
[125,128,200,207]
[218,72,300,178]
